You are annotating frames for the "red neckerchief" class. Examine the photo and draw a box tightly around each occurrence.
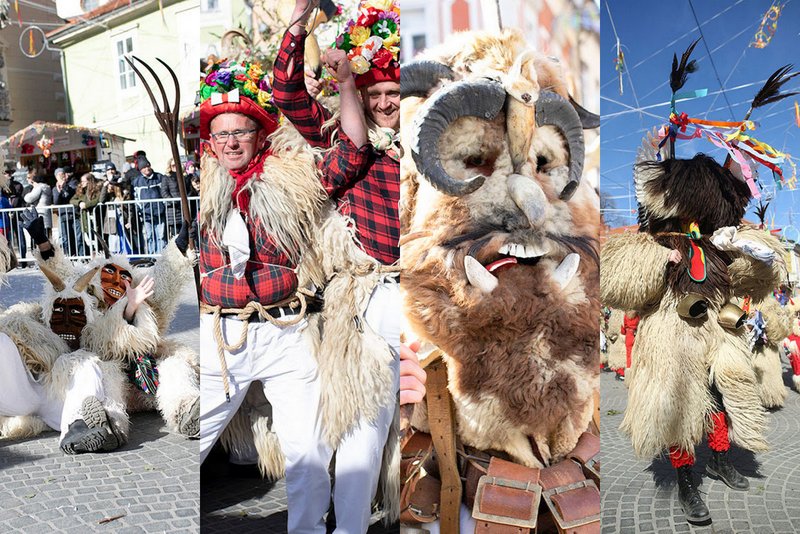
[228,148,271,213]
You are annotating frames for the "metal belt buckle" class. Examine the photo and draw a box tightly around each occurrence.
[583,457,600,483]
[542,479,600,531]
[471,475,541,528]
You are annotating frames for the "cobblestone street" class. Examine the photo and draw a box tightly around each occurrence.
[0,268,200,533]
[601,366,800,533]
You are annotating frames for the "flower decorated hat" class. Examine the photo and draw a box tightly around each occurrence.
[199,60,280,140]
[334,0,400,88]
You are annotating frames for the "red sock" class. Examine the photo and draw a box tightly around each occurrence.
[669,447,694,468]
[617,367,625,377]
[707,412,730,452]
[791,353,800,376]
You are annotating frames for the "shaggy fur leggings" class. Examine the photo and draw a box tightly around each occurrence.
[669,384,729,468]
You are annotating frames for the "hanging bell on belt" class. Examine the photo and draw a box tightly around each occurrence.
[718,302,747,330]
[676,292,708,319]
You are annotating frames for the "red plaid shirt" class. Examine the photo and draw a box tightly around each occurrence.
[199,222,298,308]
[272,30,400,265]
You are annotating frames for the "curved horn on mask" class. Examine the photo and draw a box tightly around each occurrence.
[412,78,506,196]
[74,265,101,293]
[39,262,66,292]
[400,61,456,100]
[535,91,586,200]
[568,95,600,129]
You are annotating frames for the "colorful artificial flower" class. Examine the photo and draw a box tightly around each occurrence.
[350,56,371,75]
[350,25,371,47]
[356,6,380,26]
[199,58,278,117]
[372,47,394,69]
[333,0,400,83]
[365,0,393,10]
[382,31,399,47]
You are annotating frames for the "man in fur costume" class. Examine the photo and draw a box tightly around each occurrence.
[0,160,127,454]
[0,268,130,454]
[400,28,601,531]
[749,292,793,408]
[23,212,201,439]
[198,40,397,529]
[782,313,800,392]
[269,1,400,529]
[600,48,792,519]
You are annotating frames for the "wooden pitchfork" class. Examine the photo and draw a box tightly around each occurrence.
[125,55,201,301]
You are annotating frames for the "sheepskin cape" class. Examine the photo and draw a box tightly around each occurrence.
[601,226,786,457]
[202,123,398,519]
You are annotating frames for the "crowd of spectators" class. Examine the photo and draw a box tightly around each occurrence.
[0,150,199,263]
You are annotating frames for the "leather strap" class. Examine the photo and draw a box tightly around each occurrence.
[400,431,441,523]
[568,433,600,487]
[426,357,462,534]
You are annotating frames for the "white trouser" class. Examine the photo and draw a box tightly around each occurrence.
[333,280,401,533]
[199,314,331,534]
[0,333,106,439]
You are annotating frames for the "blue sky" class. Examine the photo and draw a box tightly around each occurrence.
[601,0,800,238]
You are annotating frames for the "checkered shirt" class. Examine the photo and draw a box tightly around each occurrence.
[199,223,298,308]
[272,30,400,265]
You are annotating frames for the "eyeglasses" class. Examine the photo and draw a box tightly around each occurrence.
[210,129,259,142]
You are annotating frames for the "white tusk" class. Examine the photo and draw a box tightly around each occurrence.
[553,253,580,289]
[508,173,548,228]
[465,255,498,294]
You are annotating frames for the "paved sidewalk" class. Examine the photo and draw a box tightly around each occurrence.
[0,268,200,533]
[601,367,800,533]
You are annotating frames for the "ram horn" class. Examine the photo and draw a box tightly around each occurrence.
[412,78,506,196]
[400,61,456,100]
[569,95,600,129]
[535,91,586,200]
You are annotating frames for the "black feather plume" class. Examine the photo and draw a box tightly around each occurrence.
[670,38,701,94]
[749,64,800,111]
[755,201,770,227]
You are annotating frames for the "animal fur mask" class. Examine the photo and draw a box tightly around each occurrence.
[635,152,751,234]
[400,29,600,466]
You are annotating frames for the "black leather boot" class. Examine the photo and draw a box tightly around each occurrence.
[80,396,123,452]
[706,449,749,490]
[676,465,710,523]
[60,419,108,455]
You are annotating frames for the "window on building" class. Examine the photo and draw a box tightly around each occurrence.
[81,0,99,12]
[116,37,136,90]
[412,34,426,57]
[201,0,220,12]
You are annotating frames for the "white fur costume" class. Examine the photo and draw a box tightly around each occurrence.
[0,302,129,444]
[35,240,199,437]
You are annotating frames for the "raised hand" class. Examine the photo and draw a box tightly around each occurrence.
[123,275,155,321]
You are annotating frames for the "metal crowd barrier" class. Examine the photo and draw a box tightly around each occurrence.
[0,197,199,266]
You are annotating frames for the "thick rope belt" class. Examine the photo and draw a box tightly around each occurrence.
[199,289,314,402]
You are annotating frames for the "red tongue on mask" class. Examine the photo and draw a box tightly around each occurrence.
[486,257,518,273]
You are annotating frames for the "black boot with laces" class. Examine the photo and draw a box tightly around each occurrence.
[706,449,749,490]
[676,465,710,523]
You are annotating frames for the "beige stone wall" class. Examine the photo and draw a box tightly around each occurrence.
[1,4,66,138]
[57,0,200,170]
